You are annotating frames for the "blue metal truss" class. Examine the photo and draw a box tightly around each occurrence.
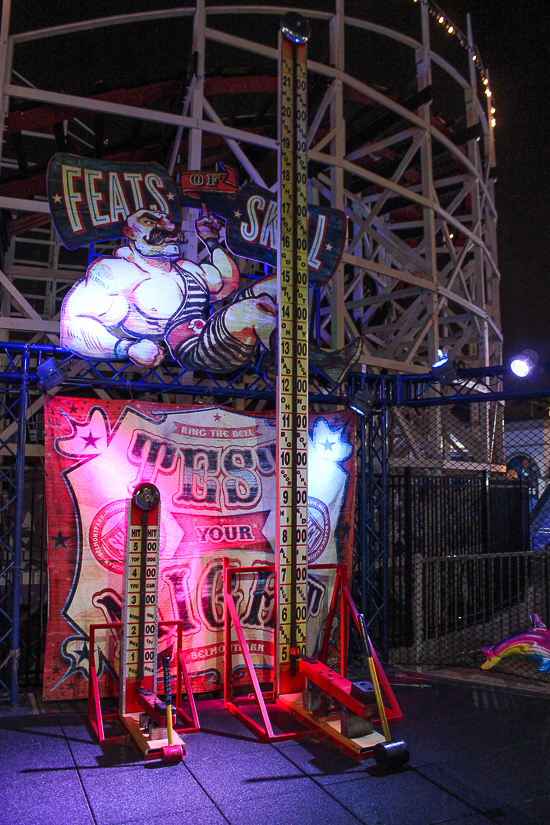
[0,343,351,404]
[0,348,29,705]
[352,408,388,656]
[374,362,550,408]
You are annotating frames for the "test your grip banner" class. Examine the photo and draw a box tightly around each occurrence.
[43,398,356,700]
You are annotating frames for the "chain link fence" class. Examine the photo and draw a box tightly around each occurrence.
[383,399,550,684]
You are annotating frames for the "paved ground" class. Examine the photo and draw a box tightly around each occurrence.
[1,674,549,825]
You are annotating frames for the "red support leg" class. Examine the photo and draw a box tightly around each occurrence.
[222,559,306,743]
[87,622,124,744]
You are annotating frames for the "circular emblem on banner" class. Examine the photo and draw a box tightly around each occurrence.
[307,497,331,563]
[89,500,129,575]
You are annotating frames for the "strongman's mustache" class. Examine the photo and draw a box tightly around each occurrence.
[145,227,187,246]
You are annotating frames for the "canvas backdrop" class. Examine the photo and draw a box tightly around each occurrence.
[43,397,355,700]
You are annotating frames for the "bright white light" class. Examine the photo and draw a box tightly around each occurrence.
[510,358,530,377]
[511,349,539,377]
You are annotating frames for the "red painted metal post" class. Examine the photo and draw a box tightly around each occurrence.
[88,624,104,741]
[318,565,343,665]
[87,622,123,743]
[225,591,275,738]
[223,557,232,704]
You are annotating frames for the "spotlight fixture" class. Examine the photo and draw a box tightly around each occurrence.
[430,350,457,385]
[510,349,539,378]
[349,388,375,417]
[36,357,68,392]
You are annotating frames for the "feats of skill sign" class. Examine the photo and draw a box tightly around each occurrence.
[47,153,345,287]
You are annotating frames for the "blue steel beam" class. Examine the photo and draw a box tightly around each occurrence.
[10,349,29,705]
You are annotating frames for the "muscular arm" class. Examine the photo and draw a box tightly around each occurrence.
[193,204,240,301]
[60,258,163,366]
[199,244,240,301]
[60,262,131,359]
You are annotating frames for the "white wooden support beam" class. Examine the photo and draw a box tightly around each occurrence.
[466,13,489,368]
[0,317,59,333]
[329,0,346,350]
[310,149,497,268]
[4,84,278,151]
[0,0,12,174]
[202,98,268,188]
[189,0,205,173]
[417,2,438,365]
[0,196,49,214]
[0,268,60,342]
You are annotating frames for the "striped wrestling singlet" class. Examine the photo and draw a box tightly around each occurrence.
[166,263,256,373]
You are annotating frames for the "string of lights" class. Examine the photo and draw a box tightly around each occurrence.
[412,0,496,129]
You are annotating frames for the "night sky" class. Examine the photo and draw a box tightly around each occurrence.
[441,0,550,362]
[9,0,550,364]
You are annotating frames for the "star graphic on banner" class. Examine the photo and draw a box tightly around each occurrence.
[214,412,222,421]
[52,193,62,203]
[166,192,175,200]
[52,665,60,675]
[75,643,89,664]
[81,431,100,448]
[68,403,77,414]
[322,438,335,452]
[233,209,242,219]
[67,681,75,691]
[339,519,352,539]
[325,242,333,251]
[50,529,70,550]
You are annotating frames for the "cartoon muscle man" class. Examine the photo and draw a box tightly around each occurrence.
[61,205,361,381]
[61,205,278,372]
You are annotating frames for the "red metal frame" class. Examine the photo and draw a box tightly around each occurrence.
[220,557,403,747]
[88,619,200,744]
[311,563,348,676]
[88,621,124,744]
[222,558,307,743]
[311,563,403,724]
[164,619,200,733]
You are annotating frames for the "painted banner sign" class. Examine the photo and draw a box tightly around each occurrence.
[47,154,181,249]
[180,183,346,288]
[43,397,355,701]
[47,154,345,287]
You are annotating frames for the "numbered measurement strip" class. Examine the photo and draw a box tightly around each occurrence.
[277,32,309,692]
[120,503,160,714]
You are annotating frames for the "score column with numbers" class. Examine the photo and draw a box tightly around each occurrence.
[277,13,311,695]
[120,484,161,715]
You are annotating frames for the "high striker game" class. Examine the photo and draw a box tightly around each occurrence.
[42,13,407,764]
[276,13,310,696]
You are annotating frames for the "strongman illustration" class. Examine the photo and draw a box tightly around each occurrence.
[61,205,360,381]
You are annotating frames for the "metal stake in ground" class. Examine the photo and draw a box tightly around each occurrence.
[276,11,311,694]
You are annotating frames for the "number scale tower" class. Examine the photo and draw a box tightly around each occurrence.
[276,13,311,696]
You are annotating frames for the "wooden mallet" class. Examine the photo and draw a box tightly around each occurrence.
[357,614,409,769]
[161,654,183,763]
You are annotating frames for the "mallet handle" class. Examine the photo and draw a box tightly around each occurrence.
[358,614,391,742]
[162,655,174,746]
